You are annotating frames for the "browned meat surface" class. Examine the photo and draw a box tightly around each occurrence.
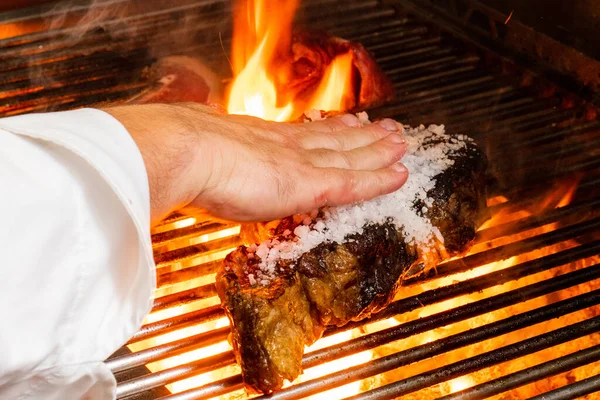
[287,31,396,111]
[216,132,488,394]
[125,34,392,112]
[127,56,223,105]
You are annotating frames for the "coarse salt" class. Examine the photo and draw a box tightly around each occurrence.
[250,114,471,285]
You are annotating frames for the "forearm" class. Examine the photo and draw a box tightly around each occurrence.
[102,104,206,224]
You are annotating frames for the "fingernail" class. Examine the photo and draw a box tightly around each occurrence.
[389,134,406,143]
[396,123,404,134]
[392,163,408,173]
[340,114,360,127]
[378,118,399,131]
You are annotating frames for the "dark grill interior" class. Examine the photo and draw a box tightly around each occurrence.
[1,0,600,399]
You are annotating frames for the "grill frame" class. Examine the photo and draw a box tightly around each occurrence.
[1,0,600,399]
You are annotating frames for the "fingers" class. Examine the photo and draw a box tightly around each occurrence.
[299,114,399,133]
[299,123,392,151]
[300,118,403,151]
[299,114,362,132]
[309,134,407,170]
[297,163,409,211]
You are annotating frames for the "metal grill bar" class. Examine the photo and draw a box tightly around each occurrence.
[529,374,600,400]
[263,285,600,400]
[346,315,600,400]
[153,263,600,400]
[328,241,600,335]
[439,344,600,400]
[403,217,600,285]
[110,239,600,389]
[116,352,235,399]
[2,0,599,399]
[129,305,223,343]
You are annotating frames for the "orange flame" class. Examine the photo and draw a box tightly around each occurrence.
[227,0,355,121]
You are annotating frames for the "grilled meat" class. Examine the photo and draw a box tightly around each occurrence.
[216,124,488,394]
[287,31,396,111]
[127,56,223,105]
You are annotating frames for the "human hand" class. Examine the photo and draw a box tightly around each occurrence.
[104,103,408,224]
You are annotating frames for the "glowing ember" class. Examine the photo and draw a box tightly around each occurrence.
[227,0,355,121]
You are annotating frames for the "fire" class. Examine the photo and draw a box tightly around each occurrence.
[124,2,598,398]
[125,174,597,399]
[308,52,356,112]
[227,0,355,121]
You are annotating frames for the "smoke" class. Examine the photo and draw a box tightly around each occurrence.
[42,0,138,47]
[25,0,134,92]
[21,0,232,112]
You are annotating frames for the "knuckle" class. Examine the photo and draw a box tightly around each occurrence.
[313,188,328,207]
[331,135,345,150]
[342,173,358,194]
[270,167,296,200]
[338,152,354,168]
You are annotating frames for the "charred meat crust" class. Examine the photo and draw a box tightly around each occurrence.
[298,222,417,326]
[216,137,488,394]
[421,138,489,255]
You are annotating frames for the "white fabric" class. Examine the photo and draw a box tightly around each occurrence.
[0,109,155,399]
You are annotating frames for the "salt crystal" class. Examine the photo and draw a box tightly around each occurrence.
[314,221,326,232]
[248,114,470,286]
[431,124,445,135]
[305,109,323,121]
[294,225,310,238]
[356,111,370,124]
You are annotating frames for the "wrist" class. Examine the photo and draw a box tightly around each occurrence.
[102,104,208,223]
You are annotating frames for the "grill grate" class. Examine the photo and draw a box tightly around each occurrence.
[1,0,600,399]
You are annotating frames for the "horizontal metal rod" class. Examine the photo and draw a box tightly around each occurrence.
[153,236,240,268]
[383,47,457,71]
[0,0,229,48]
[157,375,244,400]
[117,240,600,386]
[116,238,600,375]
[341,18,411,43]
[257,270,600,400]
[394,64,477,90]
[382,84,514,120]
[0,83,147,117]
[438,344,600,400]
[387,55,480,83]
[116,352,235,399]
[329,241,600,335]
[393,81,512,110]
[151,221,237,247]
[403,217,600,285]
[475,198,600,244]
[345,315,600,400]
[151,283,218,312]
[396,74,494,102]
[528,373,600,400]
[449,96,550,128]
[156,260,222,288]
[368,33,440,53]
[129,305,223,343]
[107,326,229,373]
[149,253,600,400]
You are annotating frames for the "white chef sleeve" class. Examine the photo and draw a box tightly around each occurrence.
[0,108,155,400]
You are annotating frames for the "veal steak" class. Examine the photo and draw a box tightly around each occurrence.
[216,120,488,393]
